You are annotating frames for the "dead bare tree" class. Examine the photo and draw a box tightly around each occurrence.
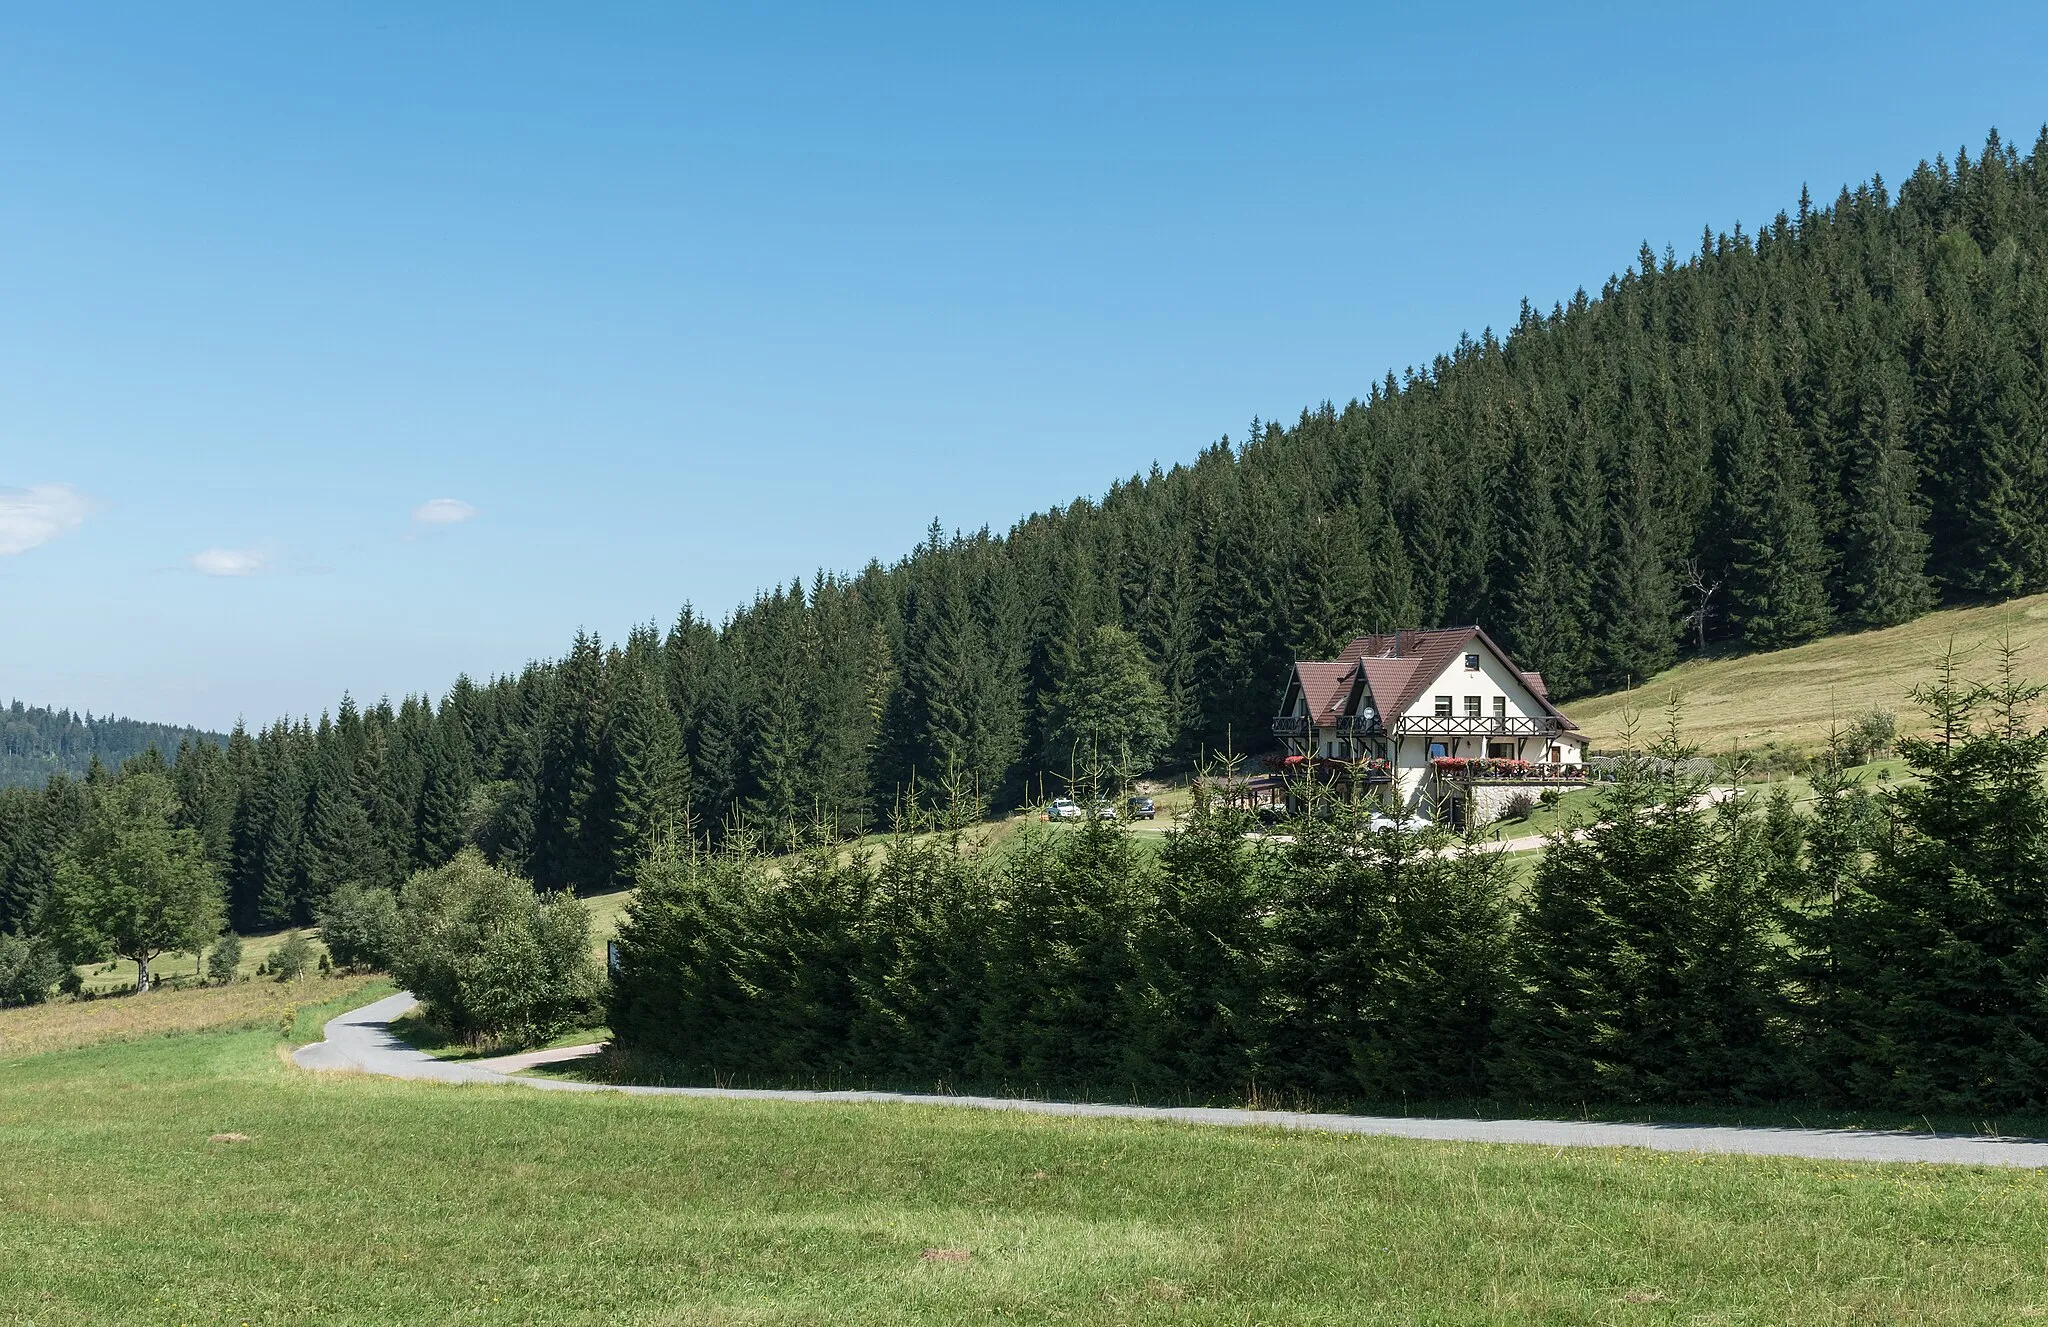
[1680,558,1723,656]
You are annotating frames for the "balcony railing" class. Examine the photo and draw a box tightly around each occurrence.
[1396,714,1565,738]
[1334,714,1383,735]
[1271,715,1311,738]
[1431,757,1595,784]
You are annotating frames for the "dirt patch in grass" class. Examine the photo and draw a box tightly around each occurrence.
[0,974,381,1059]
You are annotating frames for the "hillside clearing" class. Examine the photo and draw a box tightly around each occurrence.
[0,974,382,1059]
[1569,592,2048,755]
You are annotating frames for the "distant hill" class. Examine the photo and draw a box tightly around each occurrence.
[0,700,226,788]
[1568,592,2048,757]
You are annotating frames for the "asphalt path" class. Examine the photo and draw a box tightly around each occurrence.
[295,992,2048,1168]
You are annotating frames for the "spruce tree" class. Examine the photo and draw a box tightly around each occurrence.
[535,632,609,892]
[1595,462,1678,687]
[1721,389,1834,650]
[1840,355,1934,627]
[602,656,690,884]
[1826,645,2048,1111]
[414,717,472,868]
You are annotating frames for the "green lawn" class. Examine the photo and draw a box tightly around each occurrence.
[390,1007,610,1060]
[1569,591,2048,756]
[6,998,2048,1322]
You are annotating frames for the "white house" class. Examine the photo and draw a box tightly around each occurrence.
[1271,626,1587,821]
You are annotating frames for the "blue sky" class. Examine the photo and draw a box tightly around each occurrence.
[4,2,2045,730]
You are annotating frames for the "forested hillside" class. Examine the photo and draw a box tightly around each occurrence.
[4,126,2048,927]
[0,701,223,790]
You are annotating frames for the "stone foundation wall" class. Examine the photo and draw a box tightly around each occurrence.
[1452,782,1544,828]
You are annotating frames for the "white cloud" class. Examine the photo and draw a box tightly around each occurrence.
[411,497,478,526]
[189,547,270,577]
[0,483,92,556]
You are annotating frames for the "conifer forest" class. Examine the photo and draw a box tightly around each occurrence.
[608,652,2048,1116]
[5,128,2048,938]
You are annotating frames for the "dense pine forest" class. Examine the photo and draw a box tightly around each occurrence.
[4,126,2048,930]
[0,701,223,790]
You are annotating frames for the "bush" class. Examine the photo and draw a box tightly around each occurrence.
[0,934,65,1007]
[271,933,315,982]
[393,849,601,1049]
[1842,709,1899,764]
[1499,792,1539,823]
[208,931,242,982]
[317,880,402,970]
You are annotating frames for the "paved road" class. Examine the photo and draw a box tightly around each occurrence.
[296,992,2048,1168]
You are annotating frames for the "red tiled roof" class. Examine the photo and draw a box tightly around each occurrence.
[1311,625,1577,729]
[1355,657,1421,715]
[1292,661,1354,723]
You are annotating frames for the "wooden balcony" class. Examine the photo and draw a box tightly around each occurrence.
[1432,757,1593,784]
[1396,714,1566,738]
[1271,715,1311,738]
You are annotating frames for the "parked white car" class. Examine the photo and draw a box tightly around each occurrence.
[1047,798,1085,822]
[1367,811,1433,835]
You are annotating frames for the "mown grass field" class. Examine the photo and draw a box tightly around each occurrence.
[1570,591,2048,755]
[73,923,336,995]
[0,973,382,1059]
[3,988,2048,1323]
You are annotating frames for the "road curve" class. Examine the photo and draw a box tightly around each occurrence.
[296,992,2048,1169]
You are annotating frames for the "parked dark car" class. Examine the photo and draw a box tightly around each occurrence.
[1126,795,1157,820]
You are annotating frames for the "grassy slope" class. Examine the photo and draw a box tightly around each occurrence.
[1569,591,2048,755]
[4,1014,2048,1323]
[0,974,384,1059]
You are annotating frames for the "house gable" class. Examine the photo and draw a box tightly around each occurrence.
[1399,635,1550,721]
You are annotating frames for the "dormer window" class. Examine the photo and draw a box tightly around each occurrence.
[1464,652,1480,670]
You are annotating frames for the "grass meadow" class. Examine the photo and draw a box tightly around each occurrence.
[0,973,384,1059]
[1570,590,2048,756]
[3,985,2048,1323]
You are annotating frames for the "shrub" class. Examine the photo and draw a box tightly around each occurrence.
[1843,709,1899,764]
[1500,792,1539,823]
[0,934,65,1007]
[317,881,402,970]
[207,931,242,982]
[271,933,315,982]
[393,849,601,1048]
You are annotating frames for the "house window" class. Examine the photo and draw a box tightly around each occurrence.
[1493,696,1507,719]
[1434,695,1452,717]
[1428,741,1449,760]
[1487,742,1515,759]
[1464,696,1481,718]
[1464,652,1480,670]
